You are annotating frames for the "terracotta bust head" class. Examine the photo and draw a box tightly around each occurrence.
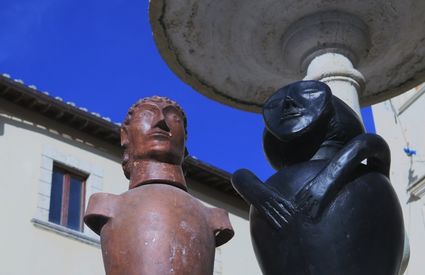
[120,96,188,189]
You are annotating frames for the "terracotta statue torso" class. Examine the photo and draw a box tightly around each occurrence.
[86,184,232,275]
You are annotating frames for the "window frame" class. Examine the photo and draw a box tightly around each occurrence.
[49,163,87,232]
[34,146,104,246]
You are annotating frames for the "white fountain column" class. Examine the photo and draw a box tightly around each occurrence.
[304,53,365,120]
[306,52,411,275]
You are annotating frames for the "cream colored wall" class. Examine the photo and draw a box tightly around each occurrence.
[372,86,425,275]
[0,99,124,275]
[0,99,261,275]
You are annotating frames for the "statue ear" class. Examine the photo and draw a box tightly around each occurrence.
[120,127,132,179]
[120,127,129,148]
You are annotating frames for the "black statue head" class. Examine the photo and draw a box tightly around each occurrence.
[263,80,365,170]
[263,81,333,141]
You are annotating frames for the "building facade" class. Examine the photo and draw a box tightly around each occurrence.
[373,84,425,275]
[0,74,261,275]
[3,70,424,275]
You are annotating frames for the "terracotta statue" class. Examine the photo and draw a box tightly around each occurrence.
[84,96,234,275]
[232,81,404,275]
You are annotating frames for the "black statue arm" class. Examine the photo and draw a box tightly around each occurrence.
[232,169,295,230]
[295,133,391,219]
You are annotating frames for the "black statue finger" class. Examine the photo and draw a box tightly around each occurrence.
[273,199,294,220]
[267,201,290,224]
[261,205,283,230]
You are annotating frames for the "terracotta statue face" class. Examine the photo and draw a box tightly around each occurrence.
[263,80,332,141]
[122,100,186,165]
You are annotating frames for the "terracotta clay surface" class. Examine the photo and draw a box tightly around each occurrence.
[85,185,232,275]
[84,96,234,275]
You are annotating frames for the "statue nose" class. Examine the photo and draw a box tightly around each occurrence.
[154,114,171,132]
[282,96,298,109]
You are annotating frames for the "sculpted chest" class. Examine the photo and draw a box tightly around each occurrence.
[85,184,233,275]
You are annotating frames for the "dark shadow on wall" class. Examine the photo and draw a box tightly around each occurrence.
[0,118,4,136]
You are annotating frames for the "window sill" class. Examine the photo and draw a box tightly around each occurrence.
[31,218,100,248]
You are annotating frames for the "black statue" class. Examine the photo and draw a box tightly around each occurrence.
[232,81,404,275]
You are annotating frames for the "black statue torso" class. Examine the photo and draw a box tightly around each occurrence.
[249,162,403,275]
[231,81,405,275]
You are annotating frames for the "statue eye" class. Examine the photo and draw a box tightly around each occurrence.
[140,109,154,119]
[266,98,282,109]
[301,89,323,100]
[164,106,182,123]
[169,113,181,122]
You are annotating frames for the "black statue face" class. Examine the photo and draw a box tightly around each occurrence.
[263,81,332,141]
[262,81,365,170]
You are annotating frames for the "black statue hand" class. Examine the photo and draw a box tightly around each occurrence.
[259,191,296,231]
[295,134,391,219]
[294,181,322,217]
[232,169,295,231]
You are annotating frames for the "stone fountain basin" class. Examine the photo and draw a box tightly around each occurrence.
[150,0,425,112]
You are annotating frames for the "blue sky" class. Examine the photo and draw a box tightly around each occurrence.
[0,0,375,180]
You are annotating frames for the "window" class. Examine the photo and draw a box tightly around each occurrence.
[48,164,87,231]
[33,147,103,245]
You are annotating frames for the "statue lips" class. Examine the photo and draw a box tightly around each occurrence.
[280,110,302,122]
[149,129,172,139]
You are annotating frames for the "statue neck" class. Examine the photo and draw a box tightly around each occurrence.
[129,160,187,191]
